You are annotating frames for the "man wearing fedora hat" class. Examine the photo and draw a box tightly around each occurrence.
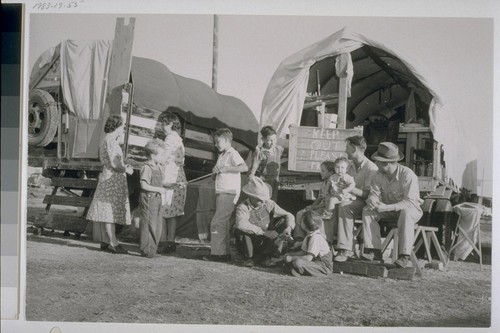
[361,142,423,268]
[234,177,295,267]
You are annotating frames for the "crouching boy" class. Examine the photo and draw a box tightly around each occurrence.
[234,177,295,268]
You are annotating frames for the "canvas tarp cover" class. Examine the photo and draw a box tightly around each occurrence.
[30,40,112,120]
[130,57,258,146]
[60,40,112,120]
[261,28,478,191]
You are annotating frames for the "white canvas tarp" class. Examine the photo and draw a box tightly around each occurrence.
[261,28,478,191]
[60,40,112,120]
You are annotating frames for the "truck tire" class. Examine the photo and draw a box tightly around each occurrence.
[28,89,60,147]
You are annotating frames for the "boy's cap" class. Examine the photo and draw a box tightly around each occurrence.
[242,177,272,201]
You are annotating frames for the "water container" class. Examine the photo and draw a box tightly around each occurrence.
[426,163,433,177]
[418,163,426,177]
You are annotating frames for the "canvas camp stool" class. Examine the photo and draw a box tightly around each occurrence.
[449,203,483,271]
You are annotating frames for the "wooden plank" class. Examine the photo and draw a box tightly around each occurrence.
[129,124,155,139]
[333,260,388,278]
[107,17,135,96]
[418,178,439,192]
[288,125,362,172]
[303,99,338,109]
[50,178,98,189]
[34,213,89,233]
[422,229,432,262]
[296,126,363,140]
[430,232,448,265]
[336,53,350,129]
[295,138,346,151]
[387,267,416,280]
[128,134,150,147]
[42,159,103,171]
[185,128,213,144]
[130,114,158,129]
[424,261,444,270]
[288,125,298,170]
[399,126,431,133]
[185,147,216,161]
[183,138,217,153]
[133,105,162,120]
[295,159,342,173]
[126,145,148,162]
[410,251,423,276]
[304,93,339,103]
[43,195,93,207]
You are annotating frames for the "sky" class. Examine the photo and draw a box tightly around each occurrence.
[28,13,493,195]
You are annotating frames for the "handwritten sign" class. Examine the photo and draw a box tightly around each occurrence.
[288,125,363,172]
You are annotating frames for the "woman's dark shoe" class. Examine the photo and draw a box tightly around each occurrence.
[202,255,231,262]
[242,258,255,267]
[164,243,177,254]
[141,253,161,258]
[108,244,128,254]
[100,242,109,251]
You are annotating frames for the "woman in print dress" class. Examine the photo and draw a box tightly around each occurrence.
[87,115,133,254]
[160,110,187,253]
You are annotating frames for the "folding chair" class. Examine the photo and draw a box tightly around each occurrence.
[449,203,483,271]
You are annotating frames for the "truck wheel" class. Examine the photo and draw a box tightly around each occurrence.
[28,89,60,147]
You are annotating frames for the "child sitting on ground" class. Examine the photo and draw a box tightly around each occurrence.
[284,211,333,277]
[293,160,336,243]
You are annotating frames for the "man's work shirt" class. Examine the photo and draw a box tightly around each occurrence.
[369,164,422,212]
[347,157,378,199]
[235,199,295,235]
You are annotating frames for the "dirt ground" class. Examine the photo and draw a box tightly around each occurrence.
[25,186,492,327]
[25,228,491,327]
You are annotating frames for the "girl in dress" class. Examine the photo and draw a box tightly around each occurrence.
[87,115,133,254]
[160,110,187,253]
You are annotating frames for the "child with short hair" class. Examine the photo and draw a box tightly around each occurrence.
[139,139,174,258]
[284,211,333,277]
[293,160,336,243]
[204,128,248,261]
[323,156,356,219]
[249,125,284,201]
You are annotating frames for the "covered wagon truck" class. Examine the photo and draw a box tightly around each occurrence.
[27,18,258,241]
[261,27,479,253]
